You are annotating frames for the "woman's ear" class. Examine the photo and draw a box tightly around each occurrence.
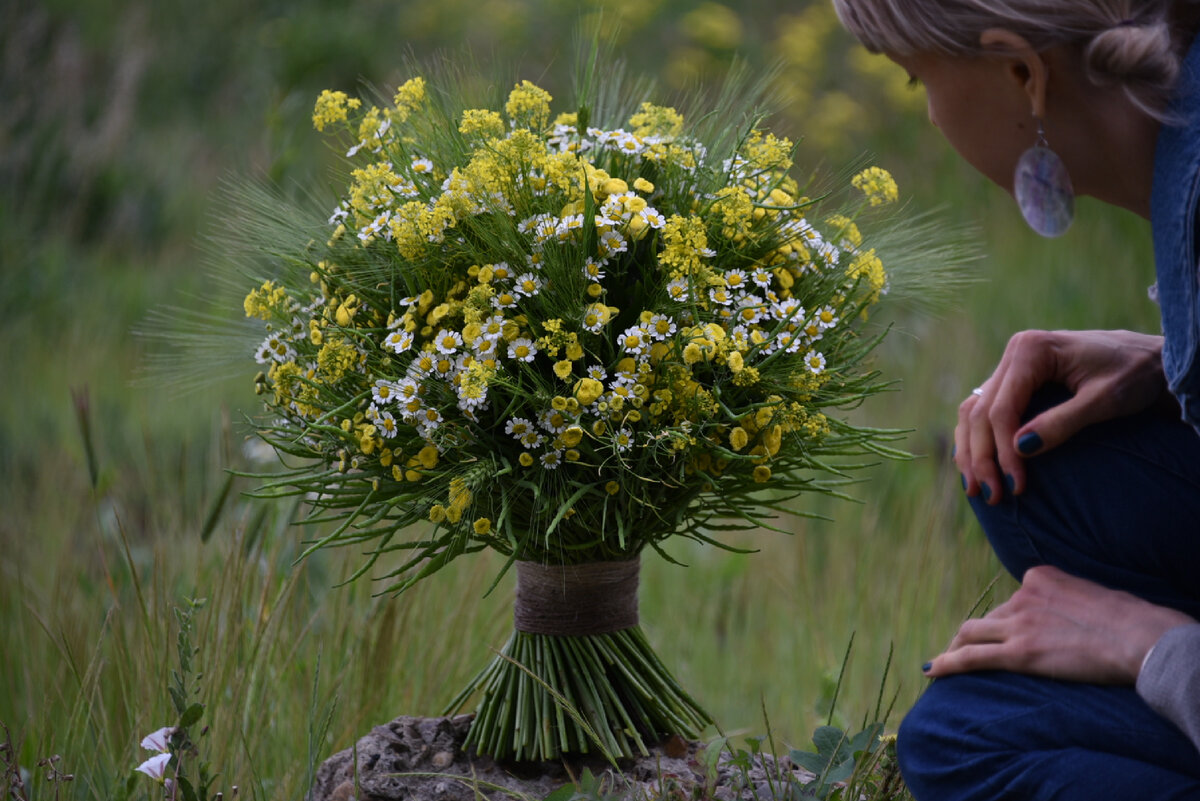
[980,27,1048,118]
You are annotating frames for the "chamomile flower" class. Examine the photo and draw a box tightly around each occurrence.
[646,313,676,340]
[376,410,399,438]
[506,417,534,438]
[540,450,563,470]
[620,325,652,356]
[666,277,690,302]
[582,258,606,281]
[372,379,398,405]
[513,272,543,297]
[597,230,628,259]
[805,351,827,373]
[434,329,463,355]
[708,286,734,306]
[508,338,537,362]
[384,329,414,354]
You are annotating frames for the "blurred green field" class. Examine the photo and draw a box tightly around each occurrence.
[0,1,1162,799]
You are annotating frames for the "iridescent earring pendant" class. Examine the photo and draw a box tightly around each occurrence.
[1013,118,1074,237]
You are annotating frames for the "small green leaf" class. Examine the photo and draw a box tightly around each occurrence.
[178,702,204,729]
[543,784,579,801]
[177,776,199,801]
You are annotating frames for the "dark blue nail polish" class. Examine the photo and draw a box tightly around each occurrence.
[951,444,956,458]
[1004,474,1015,494]
[980,482,992,502]
[1017,431,1043,455]
[921,662,932,673]
[960,473,967,490]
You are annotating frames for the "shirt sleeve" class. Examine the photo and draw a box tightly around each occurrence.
[1136,623,1200,756]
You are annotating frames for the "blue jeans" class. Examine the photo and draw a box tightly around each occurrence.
[898,391,1200,801]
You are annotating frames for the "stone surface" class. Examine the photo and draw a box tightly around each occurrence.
[309,715,818,801]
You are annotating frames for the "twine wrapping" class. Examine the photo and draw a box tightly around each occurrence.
[514,558,640,636]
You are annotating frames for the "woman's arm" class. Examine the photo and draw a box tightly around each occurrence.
[924,566,1200,753]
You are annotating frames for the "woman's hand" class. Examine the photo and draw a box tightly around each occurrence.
[956,329,1171,504]
[924,565,1196,684]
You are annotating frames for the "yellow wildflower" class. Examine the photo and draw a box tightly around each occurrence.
[459,108,505,139]
[505,80,552,130]
[312,90,360,132]
[473,518,492,535]
[392,77,427,122]
[852,166,899,206]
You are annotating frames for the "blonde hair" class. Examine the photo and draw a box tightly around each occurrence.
[833,0,1186,117]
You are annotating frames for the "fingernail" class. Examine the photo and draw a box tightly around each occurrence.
[1004,474,1015,494]
[960,473,967,490]
[1017,431,1043,455]
[980,481,992,502]
[921,662,932,673]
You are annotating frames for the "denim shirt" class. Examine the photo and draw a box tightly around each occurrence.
[1152,34,1200,433]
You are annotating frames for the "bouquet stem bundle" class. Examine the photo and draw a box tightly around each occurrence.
[447,626,710,763]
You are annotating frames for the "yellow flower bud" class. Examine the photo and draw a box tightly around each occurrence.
[519,452,534,467]
[753,465,772,483]
[730,427,749,451]
[554,360,573,380]
[417,444,439,469]
[574,377,604,406]
[473,517,492,535]
[562,426,584,448]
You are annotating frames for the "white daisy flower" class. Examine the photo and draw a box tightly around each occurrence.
[372,379,398,406]
[384,330,414,354]
[620,325,651,356]
[646,313,676,340]
[508,338,537,362]
[638,208,666,229]
[513,272,543,297]
[506,417,534,438]
[597,230,628,259]
[539,409,570,434]
[376,411,399,438]
[666,277,691,302]
[805,351,827,373]
[480,314,506,340]
[434,329,463,355]
[708,286,734,306]
[540,450,563,470]
[725,269,749,291]
[256,334,295,365]
[582,258,606,281]
[520,431,546,449]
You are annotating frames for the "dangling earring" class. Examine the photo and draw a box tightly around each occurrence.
[1013,118,1074,237]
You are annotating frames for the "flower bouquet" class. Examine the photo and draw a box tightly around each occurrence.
[239,58,915,762]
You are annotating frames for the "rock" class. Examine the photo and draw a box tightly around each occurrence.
[308,715,818,801]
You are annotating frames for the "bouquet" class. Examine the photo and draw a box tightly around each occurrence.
[239,59,912,762]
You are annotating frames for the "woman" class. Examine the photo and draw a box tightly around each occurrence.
[832,1,1200,798]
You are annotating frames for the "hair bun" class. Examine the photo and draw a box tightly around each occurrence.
[1085,20,1177,114]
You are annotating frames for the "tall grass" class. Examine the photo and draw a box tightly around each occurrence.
[0,1,1164,799]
